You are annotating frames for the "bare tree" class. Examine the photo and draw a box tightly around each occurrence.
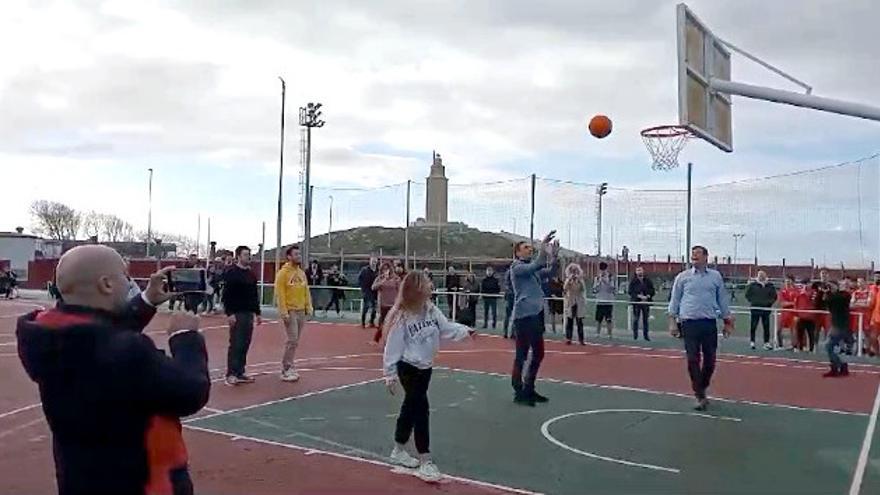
[100,215,134,243]
[31,201,82,240]
[81,211,102,240]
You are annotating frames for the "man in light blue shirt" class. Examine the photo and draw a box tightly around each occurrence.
[509,230,560,407]
[668,245,734,411]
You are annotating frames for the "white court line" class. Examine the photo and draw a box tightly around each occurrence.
[185,424,542,495]
[209,366,381,384]
[202,407,225,414]
[849,379,880,495]
[187,378,385,423]
[540,409,741,474]
[438,366,868,417]
[0,403,41,420]
[0,341,16,347]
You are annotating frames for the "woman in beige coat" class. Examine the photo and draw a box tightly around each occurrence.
[563,263,587,345]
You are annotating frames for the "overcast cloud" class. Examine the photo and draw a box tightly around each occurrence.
[1,0,878,261]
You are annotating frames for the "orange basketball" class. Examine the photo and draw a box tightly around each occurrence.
[588,115,612,138]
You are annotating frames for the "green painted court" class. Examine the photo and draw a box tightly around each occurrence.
[190,368,876,495]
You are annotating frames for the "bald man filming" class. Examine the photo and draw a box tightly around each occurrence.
[16,245,210,495]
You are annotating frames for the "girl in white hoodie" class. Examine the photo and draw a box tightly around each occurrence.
[382,271,474,482]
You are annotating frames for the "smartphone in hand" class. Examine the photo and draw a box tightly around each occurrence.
[166,268,207,293]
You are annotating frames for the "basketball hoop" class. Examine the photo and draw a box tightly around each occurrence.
[640,125,692,171]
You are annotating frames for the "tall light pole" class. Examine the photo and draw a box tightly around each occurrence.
[596,182,608,256]
[146,168,153,257]
[327,195,333,250]
[732,233,745,279]
[275,76,286,277]
[299,102,325,265]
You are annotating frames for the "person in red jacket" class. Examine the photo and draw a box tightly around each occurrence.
[794,279,818,352]
[777,276,799,349]
[16,245,210,495]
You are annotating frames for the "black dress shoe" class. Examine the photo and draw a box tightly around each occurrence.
[531,392,549,403]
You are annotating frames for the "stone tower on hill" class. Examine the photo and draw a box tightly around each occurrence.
[425,151,448,225]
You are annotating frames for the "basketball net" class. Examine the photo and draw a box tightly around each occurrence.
[641,125,692,171]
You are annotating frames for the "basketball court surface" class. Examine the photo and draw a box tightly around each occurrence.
[2,298,879,494]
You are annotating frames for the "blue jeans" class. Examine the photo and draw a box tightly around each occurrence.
[681,319,718,399]
[826,328,853,370]
[511,312,545,397]
[483,298,498,328]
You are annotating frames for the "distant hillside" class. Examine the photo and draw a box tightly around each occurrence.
[266,224,584,260]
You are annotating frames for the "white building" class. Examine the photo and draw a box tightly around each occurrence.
[0,229,61,280]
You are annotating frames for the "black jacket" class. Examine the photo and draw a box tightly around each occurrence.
[306,265,323,285]
[358,265,377,294]
[745,281,777,308]
[445,273,461,291]
[480,275,501,295]
[221,264,261,316]
[16,296,210,495]
[628,276,656,302]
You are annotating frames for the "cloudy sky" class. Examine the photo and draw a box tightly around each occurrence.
[2,0,879,261]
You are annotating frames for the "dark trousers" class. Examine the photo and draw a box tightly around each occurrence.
[227,312,254,378]
[797,319,817,351]
[632,304,650,339]
[395,361,432,454]
[184,293,203,314]
[324,291,342,314]
[565,305,584,342]
[202,293,215,313]
[503,297,514,337]
[483,298,498,328]
[681,319,718,400]
[374,306,393,342]
[511,312,545,397]
[170,466,194,495]
[361,292,377,326]
[750,308,771,343]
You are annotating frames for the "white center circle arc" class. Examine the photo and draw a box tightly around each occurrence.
[540,409,742,474]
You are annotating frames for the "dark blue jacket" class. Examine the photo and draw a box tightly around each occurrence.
[16,296,210,495]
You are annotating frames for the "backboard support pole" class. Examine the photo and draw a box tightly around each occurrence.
[711,79,880,123]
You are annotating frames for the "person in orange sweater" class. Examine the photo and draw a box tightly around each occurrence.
[372,261,402,343]
[777,275,799,350]
[868,272,880,356]
[275,244,313,382]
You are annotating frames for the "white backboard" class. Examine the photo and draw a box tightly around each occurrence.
[677,3,733,152]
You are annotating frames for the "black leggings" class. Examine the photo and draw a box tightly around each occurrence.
[565,305,584,342]
[395,361,432,454]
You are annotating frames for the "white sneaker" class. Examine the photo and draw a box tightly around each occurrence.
[280,369,300,382]
[750,342,756,349]
[763,343,773,351]
[389,446,419,468]
[416,461,442,482]
[224,376,241,386]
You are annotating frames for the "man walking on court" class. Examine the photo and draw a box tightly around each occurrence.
[275,244,313,382]
[510,231,560,407]
[358,257,378,328]
[222,245,263,385]
[668,245,733,411]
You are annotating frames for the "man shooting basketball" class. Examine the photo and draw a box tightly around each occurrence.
[509,231,560,407]
[668,245,733,411]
